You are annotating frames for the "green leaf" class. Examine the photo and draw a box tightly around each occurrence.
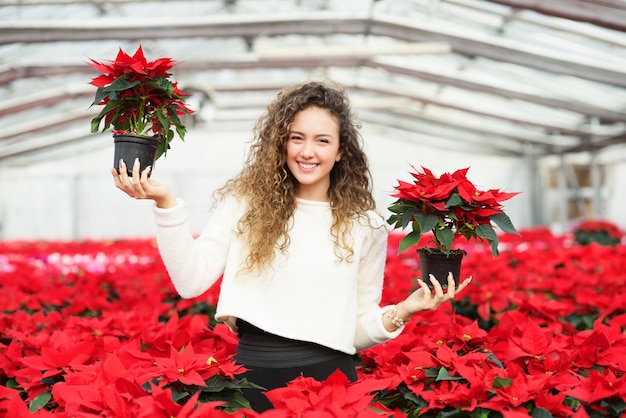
[90,115,103,133]
[106,77,140,93]
[531,407,554,418]
[197,376,265,413]
[222,391,254,412]
[490,236,499,256]
[476,223,499,256]
[398,231,421,254]
[4,378,20,390]
[414,212,439,234]
[170,387,190,403]
[491,212,518,234]
[475,223,497,241]
[387,201,404,214]
[424,368,440,378]
[91,87,110,107]
[401,207,415,229]
[483,350,504,368]
[202,375,260,392]
[445,193,463,208]
[492,376,513,388]
[386,213,402,228]
[91,100,124,132]
[434,226,454,251]
[435,367,464,381]
[29,391,51,413]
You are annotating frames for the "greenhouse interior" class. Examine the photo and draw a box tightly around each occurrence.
[1,0,626,416]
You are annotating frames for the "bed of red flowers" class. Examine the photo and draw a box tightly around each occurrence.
[1,226,625,417]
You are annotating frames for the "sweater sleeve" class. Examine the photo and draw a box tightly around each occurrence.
[153,197,237,299]
[353,215,403,351]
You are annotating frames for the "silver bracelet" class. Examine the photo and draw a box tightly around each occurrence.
[386,306,409,328]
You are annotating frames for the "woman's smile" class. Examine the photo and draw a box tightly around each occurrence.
[286,106,342,201]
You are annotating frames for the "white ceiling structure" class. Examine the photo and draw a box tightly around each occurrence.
[1,0,626,166]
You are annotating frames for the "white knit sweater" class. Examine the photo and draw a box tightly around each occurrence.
[153,195,402,355]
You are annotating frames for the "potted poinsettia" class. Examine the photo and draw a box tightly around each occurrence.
[387,165,519,288]
[88,45,194,175]
[573,219,623,247]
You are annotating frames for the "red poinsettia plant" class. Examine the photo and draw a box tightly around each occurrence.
[573,219,623,247]
[387,165,519,256]
[88,45,194,159]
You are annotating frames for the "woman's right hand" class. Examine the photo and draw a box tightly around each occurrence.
[112,158,177,209]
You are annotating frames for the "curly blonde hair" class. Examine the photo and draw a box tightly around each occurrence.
[215,80,376,272]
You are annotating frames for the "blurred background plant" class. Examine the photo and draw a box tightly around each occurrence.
[573,219,624,247]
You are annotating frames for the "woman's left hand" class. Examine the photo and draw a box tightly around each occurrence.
[400,273,472,316]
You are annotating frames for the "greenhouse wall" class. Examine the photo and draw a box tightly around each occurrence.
[0,126,539,241]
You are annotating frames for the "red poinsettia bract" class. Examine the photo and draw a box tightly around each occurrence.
[1,230,625,416]
[387,165,519,255]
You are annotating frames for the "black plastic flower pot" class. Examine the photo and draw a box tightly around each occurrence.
[113,134,162,177]
[417,248,466,290]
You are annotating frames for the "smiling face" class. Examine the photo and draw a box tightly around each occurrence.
[285,106,342,201]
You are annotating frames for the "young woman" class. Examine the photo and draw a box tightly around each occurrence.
[112,80,471,412]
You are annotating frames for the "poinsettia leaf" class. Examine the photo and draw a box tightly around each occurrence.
[155,140,168,161]
[434,226,454,251]
[483,350,504,368]
[398,231,421,254]
[415,212,439,235]
[435,367,464,381]
[445,192,463,208]
[4,378,19,390]
[105,77,140,93]
[175,123,187,142]
[532,407,554,418]
[492,376,513,388]
[475,223,497,241]
[475,223,499,256]
[141,378,161,391]
[201,375,265,392]
[28,391,51,413]
[91,100,124,132]
[91,87,110,106]
[170,387,190,403]
[401,207,415,229]
[386,201,406,214]
[491,212,519,234]
[490,236,499,256]
[156,110,171,140]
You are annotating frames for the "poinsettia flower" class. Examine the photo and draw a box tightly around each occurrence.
[52,351,147,414]
[264,369,395,415]
[156,344,213,386]
[479,364,549,410]
[88,45,194,159]
[88,45,175,87]
[564,370,626,410]
[572,322,626,372]
[419,380,476,413]
[0,386,53,418]
[533,390,579,417]
[388,165,519,255]
[134,384,228,418]
[566,368,626,404]
[2,231,626,415]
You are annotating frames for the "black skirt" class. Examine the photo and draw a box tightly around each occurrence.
[234,319,358,412]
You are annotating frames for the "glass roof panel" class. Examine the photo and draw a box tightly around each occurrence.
[1,0,626,163]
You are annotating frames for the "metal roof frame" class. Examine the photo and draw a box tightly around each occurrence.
[1,0,626,163]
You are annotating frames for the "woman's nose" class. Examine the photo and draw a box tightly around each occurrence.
[300,140,314,157]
